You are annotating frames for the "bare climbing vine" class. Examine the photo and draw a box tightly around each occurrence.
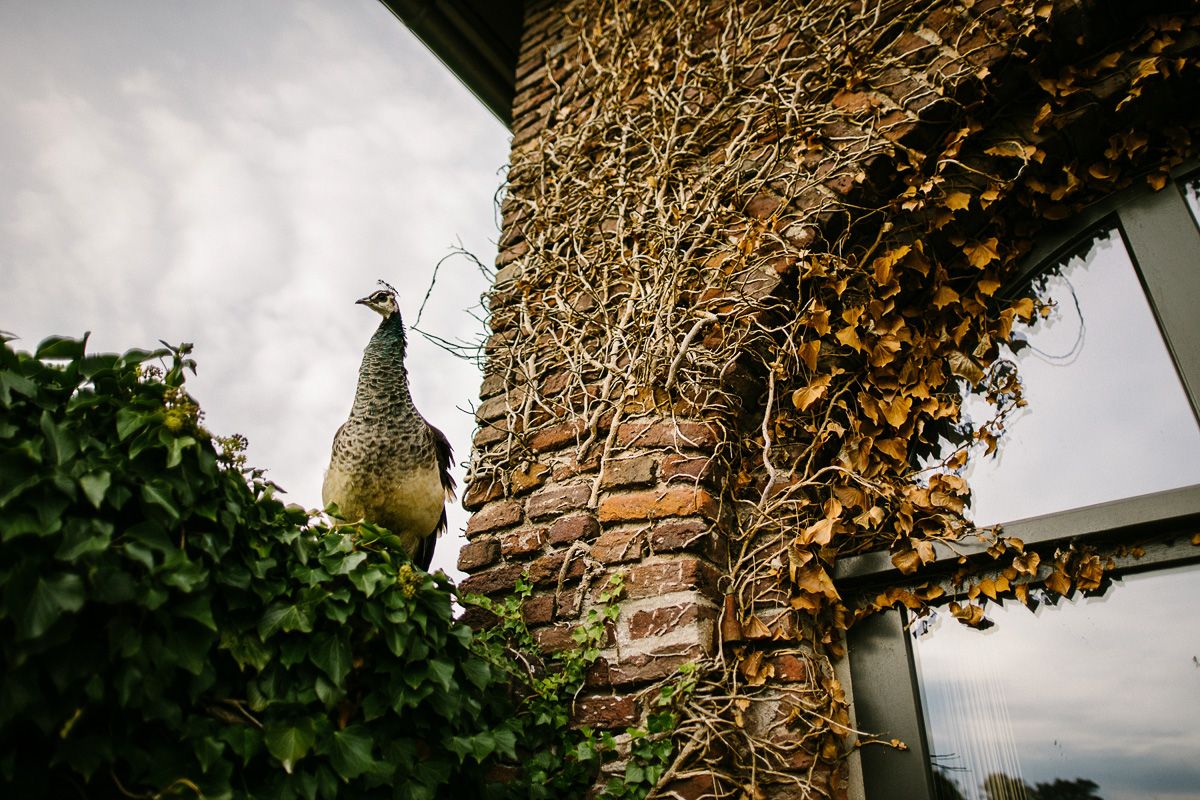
[473,0,1200,795]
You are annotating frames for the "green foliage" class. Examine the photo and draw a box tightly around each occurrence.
[0,335,530,798]
[601,662,697,800]
[466,575,623,796]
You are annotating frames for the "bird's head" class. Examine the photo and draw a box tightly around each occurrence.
[356,281,400,319]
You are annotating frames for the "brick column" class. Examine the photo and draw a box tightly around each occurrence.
[457,0,738,784]
[454,0,1200,797]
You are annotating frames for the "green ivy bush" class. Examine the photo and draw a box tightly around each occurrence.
[0,334,589,799]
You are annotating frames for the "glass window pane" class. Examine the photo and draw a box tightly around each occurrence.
[913,563,1200,800]
[1182,175,1200,228]
[958,229,1200,525]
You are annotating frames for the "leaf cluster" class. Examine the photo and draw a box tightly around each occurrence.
[0,335,555,799]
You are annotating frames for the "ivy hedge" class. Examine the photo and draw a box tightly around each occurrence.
[0,334,616,799]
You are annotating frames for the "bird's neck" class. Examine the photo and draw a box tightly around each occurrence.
[351,314,415,414]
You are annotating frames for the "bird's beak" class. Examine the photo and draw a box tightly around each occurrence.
[354,297,369,306]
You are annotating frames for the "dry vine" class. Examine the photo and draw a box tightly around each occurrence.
[473,0,1200,795]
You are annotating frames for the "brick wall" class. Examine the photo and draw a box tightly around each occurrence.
[460,0,1200,796]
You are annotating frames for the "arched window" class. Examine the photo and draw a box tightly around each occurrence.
[839,168,1200,800]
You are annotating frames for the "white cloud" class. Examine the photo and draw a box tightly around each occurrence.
[0,0,508,580]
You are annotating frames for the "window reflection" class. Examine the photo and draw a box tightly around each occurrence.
[955,229,1200,525]
[1182,175,1200,228]
[913,563,1200,800]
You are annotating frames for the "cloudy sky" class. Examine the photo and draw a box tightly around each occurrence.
[0,0,510,580]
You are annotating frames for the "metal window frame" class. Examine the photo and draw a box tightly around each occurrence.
[838,169,1200,800]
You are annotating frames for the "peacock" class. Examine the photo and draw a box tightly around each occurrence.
[322,281,455,570]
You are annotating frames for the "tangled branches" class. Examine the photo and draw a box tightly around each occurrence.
[476,0,1200,795]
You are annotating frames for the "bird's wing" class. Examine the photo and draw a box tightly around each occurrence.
[428,422,457,503]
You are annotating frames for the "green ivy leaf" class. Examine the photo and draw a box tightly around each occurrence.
[40,411,77,465]
[427,658,456,693]
[20,572,85,639]
[78,471,111,509]
[329,725,376,780]
[140,482,179,521]
[260,602,313,638]
[460,657,491,690]
[309,633,352,687]
[264,719,317,774]
[115,407,147,441]
[0,369,38,405]
[35,334,87,361]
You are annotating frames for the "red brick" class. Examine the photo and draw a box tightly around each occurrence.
[660,454,716,483]
[465,499,522,537]
[527,550,585,586]
[588,640,709,687]
[473,422,510,450]
[591,528,644,564]
[547,512,600,545]
[457,605,498,631]
[528,420,585,452]
[615,419,720,450]
[527,482,592,521]
[571,694,639,730]
[626,602,711,639]
[478,372,508,399]
[598,486,719,523]
[463,476,504,511]
[457,538,500,572]
[500,525,546,558]
[766,654,810,683]
[661,774,721,800]
[533,623,575,653]
[551,454,600,480]
[459,563,523,596]
[648,518,712,553]
[522,594,556,625]
[494,239,529,268]
[599,455,657,489]
[626,558,722,600]
[475,393,515,423]
[510,462,550,495]
[747,192,784,219]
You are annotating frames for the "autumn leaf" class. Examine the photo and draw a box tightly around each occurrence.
[799,340,820,372]
[1008,297,1034,322]
[964,237,1000,269]
[950,601,987,628]
[932,285,960,309]
[792,374,834,411]
[875,437,907,462]
[947,351,984,384]
[799,517,835,546]
[1044,569,1071,595]
[742,615,772,639]
[977,277,1002,296]
[793,563,839,600]
[984,141,1038,161]
[881,395,912,428]
[1012,551,1040,575]
[944,191,971,211]
[891,548,921,574]
[805,308,831,336]
[835,325,866,352]
[872,245,911,285]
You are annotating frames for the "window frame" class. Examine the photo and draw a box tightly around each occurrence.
[836,166,1200,800]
